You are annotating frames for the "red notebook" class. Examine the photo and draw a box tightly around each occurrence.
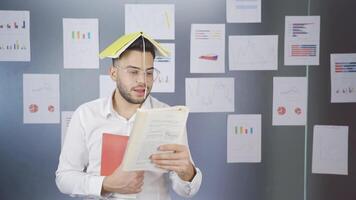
[100,133,129,176]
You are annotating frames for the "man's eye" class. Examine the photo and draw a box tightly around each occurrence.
[146,71,154,75]
[128,70,139,74]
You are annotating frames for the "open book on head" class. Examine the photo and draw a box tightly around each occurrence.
[121,106,189,172]
[99,31,170,59]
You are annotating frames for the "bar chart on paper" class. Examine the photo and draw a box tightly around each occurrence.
[227,114,261,163]
[0,10,30,61]
[63,18,99,69]
[235,126,254,135]
[284,16,320,65]
[331,53,356,102]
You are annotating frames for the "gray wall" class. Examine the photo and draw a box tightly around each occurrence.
[0,0,355,200]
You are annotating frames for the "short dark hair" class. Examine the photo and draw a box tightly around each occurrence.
[112,36,156,66]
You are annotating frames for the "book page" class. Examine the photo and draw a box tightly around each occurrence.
[122,106,188,172]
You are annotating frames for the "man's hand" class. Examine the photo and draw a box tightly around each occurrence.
[102,165,144,195]
[150,144,196,182]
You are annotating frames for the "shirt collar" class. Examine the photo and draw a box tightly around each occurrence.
[103,90,115,119]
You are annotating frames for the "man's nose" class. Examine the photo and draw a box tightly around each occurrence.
[136,71,147,83]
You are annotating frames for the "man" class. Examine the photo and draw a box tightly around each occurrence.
[56,33,202,200]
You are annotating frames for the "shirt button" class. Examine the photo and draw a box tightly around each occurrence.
[185,185,191,192]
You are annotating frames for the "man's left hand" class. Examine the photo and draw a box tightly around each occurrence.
[150,144,196,182]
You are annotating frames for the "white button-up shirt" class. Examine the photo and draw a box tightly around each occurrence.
[55,94,202,200]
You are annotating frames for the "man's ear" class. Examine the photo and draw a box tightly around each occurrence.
[109,65,117,81]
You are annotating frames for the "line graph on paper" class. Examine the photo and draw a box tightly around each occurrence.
[229,35,278,70]
[185,78,234,112]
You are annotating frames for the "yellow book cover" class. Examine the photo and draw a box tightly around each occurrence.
[99,32,170,59]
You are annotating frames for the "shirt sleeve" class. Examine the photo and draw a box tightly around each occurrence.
[169,167,202,197]
[169,128,202,197]
[55,107,105,198]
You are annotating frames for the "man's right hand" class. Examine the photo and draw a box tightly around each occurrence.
[102,165,144,195]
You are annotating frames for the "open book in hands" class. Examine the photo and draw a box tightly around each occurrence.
[121,106,189,172]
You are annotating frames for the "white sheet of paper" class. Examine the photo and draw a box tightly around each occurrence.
[227,114,261,163]
[186,78,234,113]
[23,74,60,124]
[330,53,356,103]
[272,77,307,126]
[0,10,30,61]
[152,43,175,93]
[99,75,115,98]
[229,35,278,70]
[63,18,99,69]
[190,24,225,73]
[125,4,174,40]
[284,16,320,66]
[312,125,348,175]
[61,111,73,148]
[226,0,261,23]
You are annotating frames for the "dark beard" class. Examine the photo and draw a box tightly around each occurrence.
[117,83,150,105]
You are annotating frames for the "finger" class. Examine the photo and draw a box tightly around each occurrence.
[159,144,186,152]
[151,152,187,160]
[152,159,186,166]
[155,165,182,173]
[136,175,144,183]
[135,170,144,175]
[125,186,142,194]
[135,171,145,177]
[133,187,143,193]
[132,178,144,188]
[136,181,144,188]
